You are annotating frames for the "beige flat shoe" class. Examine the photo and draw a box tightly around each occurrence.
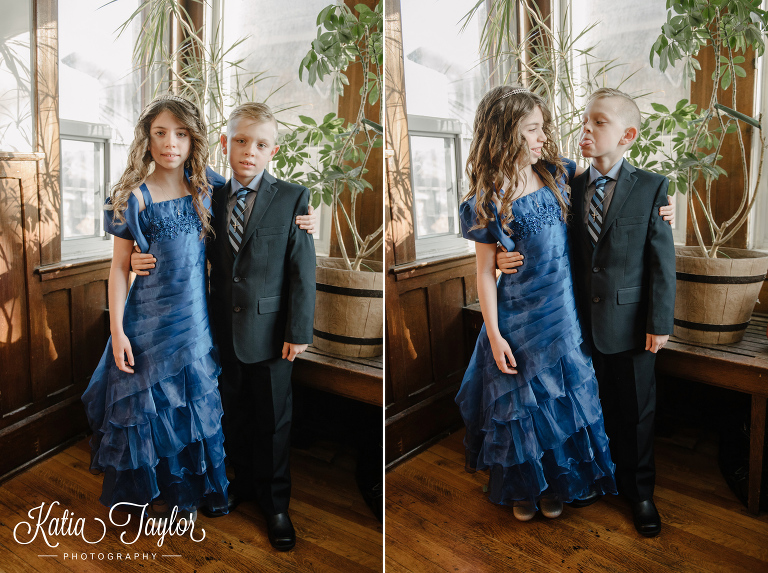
[512,500,537,521]
[540,495,563,519]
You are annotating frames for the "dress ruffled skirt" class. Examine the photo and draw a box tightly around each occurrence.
[457,189,617,508]
[83,222,229,512]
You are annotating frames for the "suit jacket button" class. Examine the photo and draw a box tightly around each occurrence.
[234,306,241,313]
[592,266,600,273]
[233,276,241,283]
[592,296,600,303]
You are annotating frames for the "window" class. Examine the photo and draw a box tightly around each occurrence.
[223,0,338,256]
[0,0,34,151]
[565,0,690,243]
[58,0,142,258]
[401,0,490,258]
[750,45,768,251]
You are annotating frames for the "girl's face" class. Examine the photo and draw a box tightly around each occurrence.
[148,109,192,171]
[520,106,547,166]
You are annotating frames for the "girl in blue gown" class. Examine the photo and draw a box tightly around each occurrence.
[82,95,229,520]
[456,86,617,521]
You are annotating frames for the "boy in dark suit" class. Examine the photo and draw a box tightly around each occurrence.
[498,88,676,537]
[131,102,316,550]
[206,102,315,550]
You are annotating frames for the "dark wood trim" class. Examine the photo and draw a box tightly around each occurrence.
[37,256,112,281]
[34,0,62,266]
[0,395,89,482]
[392,252,476,281]
[384,0,416,266]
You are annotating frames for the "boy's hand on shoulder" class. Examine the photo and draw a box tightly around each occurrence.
[282,342,308,362]
[130,244,157,276]
[496,245,524,274]
[659,194,675,226]
[295,204,317,235]
[645,333,669,354]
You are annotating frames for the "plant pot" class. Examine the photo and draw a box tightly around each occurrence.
[673,246,768,344]
[313,257,383,357]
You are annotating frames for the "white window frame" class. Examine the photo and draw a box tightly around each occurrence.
[59,119,113,260]
[408,114,472,259]
[749,23,768,252]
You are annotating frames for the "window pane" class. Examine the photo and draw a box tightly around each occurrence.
[223,0,336,125]
[571,2,688,114]
[0,0,34,151]
[58,0,141,185]
[411,136,457,239]
[61,139,103,239]
[401,1,489,130]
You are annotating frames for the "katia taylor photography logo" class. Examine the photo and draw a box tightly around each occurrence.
[13,501,205,559]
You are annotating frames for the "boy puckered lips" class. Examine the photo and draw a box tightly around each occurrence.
[498,88,676,537]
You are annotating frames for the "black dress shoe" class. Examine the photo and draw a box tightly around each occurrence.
[567,489,602,508]
[632,499,661,537]
[200,491,240,518]
[267,512,296,551]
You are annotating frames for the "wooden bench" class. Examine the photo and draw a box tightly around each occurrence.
[463,303,768,515]
[656,313,768,515]
[292,346,383,406]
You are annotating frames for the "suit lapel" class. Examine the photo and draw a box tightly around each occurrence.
[213,179,231,240]
[599,160,637,242]
[238,171,278,254]
[570,171,592,251]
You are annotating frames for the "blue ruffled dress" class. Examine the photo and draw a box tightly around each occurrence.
[82,183,229,512]
[457,159,617,508]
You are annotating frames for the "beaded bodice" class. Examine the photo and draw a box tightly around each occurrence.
[141,196,203,245]
[506,187,566,243]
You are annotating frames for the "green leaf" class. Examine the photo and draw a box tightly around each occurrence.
[652,102,670,113]
[299,115,317,127]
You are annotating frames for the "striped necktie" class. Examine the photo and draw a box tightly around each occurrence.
[228,187,249,254]
[587,176,610,246]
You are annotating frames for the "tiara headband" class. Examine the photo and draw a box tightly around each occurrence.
[139,94,196,121]
[500,88,530,99]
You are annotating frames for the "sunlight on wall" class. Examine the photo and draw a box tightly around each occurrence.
[0,0,34,152]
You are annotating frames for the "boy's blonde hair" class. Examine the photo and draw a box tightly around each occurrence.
[587,88,642,131]
[228,102,279,141]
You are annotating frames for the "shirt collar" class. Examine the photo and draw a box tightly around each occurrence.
[231,169,265,195]
[588,158,624,186]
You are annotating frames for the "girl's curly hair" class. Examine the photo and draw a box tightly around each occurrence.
[464,86,569,234]
[107,94,212,238]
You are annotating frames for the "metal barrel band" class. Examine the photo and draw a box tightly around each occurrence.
[313,328,383,345]
[674,318,750,332]
[675,272,767,285]
[316,283,383,298]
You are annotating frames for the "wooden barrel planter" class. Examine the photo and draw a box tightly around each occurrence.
[674,246,768,344]
[313,257,383,358]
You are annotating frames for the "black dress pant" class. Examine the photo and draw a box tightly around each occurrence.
[218,353,294,516]
[592,347,657,503]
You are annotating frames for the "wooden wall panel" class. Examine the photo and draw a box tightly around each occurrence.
[397,287,433,398]
[74,280,109,385]
[41,289,73,397]
[0,174,32,415]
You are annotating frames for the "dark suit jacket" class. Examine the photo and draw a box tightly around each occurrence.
[208,171,316,364]
[569,160,676,355]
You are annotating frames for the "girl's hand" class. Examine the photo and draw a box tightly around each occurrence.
[295,205,317,235]
[489,335,517,374]
[112,332,135,373]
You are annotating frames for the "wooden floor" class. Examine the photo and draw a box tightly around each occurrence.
[386,430,768,573]
[0,437,382,572]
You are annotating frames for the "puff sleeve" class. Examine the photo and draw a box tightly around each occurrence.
[459,195,516,252]
[104,194,150,253]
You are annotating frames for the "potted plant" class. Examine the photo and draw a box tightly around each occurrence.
[635,0,768,343]
[273,2,384,358]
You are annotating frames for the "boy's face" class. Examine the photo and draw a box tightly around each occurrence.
[220,118,280,186]
[579,97,634,163]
